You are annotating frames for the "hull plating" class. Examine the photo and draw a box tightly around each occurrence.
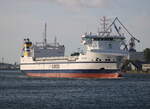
[22,69,121,78]
[26,73,120,78]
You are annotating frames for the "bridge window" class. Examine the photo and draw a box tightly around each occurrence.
[108,43,112,49]
[93,37,114,41]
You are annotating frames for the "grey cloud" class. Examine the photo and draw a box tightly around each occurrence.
[50,0,110,8]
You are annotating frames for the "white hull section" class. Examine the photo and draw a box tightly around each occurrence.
[21,62,117,70]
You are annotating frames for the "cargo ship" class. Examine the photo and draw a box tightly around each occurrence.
[20,17,132,78]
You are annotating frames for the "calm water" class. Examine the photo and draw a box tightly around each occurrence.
[0,70,150,109]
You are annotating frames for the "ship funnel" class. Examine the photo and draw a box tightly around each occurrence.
[23,38,32,57]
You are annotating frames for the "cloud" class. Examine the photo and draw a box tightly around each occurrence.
[51,0,110,8]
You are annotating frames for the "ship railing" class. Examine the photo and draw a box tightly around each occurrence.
[34,57,68,61]
[67,56,78,61]
[89,50,128,56]
[34,56,78,61]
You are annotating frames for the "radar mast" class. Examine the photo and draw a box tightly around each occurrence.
[100,16,109,32]
[44,23,47,46]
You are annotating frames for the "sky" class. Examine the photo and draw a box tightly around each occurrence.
[0,0,150,63]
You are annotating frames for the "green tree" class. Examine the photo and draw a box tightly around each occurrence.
[144,48,150,62]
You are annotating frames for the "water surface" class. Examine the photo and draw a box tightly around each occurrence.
[0,70,150,109]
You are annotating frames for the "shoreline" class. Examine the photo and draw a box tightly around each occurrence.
[123,71,150,74]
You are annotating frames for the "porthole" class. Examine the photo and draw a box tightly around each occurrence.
[105,59,111,62]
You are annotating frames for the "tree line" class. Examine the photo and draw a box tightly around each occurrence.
[144,48,150,62]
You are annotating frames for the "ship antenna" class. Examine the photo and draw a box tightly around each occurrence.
[44,23,47,46]
[100,16,109,32]
[54,36,57,46]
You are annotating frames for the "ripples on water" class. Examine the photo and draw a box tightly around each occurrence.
[0,70,150,109]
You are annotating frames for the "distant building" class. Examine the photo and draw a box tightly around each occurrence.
[123,61,150,72]
[142,63,150,72]
[0,63,19,70]
[128,62,138,71]
[129,51,145,62]
[125,61,142,71]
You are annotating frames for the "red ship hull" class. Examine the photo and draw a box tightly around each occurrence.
[26,72,121,78]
